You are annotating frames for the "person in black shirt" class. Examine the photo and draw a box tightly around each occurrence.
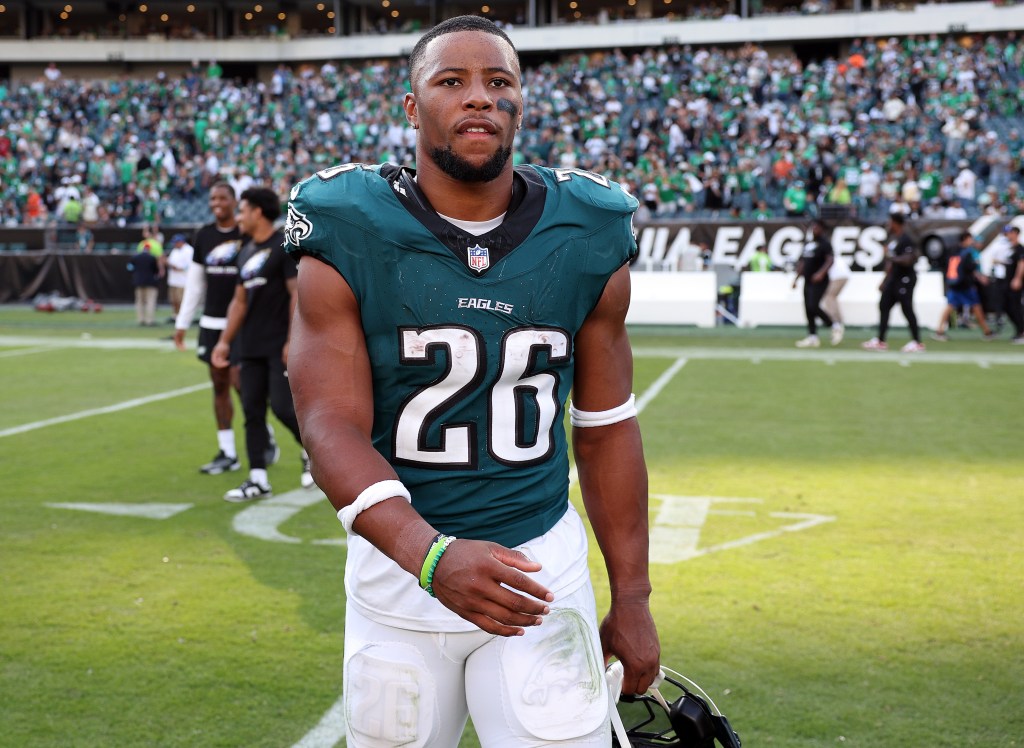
[127,238,162,326]
[793,219,834,347]
[995,225,1024,344]
[862,213,925,352]
[174,182,258,475]
[211,187,312,501]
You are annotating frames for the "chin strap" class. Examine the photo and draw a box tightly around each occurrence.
[606,661,633,748]
[607,663,674,748]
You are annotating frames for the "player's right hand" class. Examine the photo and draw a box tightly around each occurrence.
[430,539,554,638]
[210,341,230,369]
[173,328,187,351]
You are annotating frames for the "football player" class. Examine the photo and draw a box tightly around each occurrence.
[286,16,660,747]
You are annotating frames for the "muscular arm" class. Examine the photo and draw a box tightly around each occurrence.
[287,258,553,636]
[282,276,297,366]
[572,265,661,695]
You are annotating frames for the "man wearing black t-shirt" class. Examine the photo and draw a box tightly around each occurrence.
[792,219,834,348]
[174,182,280,475]
[863,213,925,352]
[211,187,312,501]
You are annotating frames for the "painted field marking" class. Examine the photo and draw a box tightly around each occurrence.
[631,345,1024,366]
[0,383,209,439]
[232,486,344,546]
[649,495,835,564]
[291,695,347,748]
[0,334,172,350]
[0,346,54,359]
[45,502,193,519]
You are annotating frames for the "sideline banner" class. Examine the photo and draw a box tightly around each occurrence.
[633,218,969,272]
[0,219,971,304]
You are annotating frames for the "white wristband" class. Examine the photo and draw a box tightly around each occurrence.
[569,394,637,428]
[337,479,412,535]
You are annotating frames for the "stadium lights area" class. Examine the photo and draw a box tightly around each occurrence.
[1,1,1023,68]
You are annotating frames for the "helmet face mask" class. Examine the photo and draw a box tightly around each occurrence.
[611,670,742,748]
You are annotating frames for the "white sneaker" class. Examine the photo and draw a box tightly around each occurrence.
[224,479,272,502]
[830,324,844,346]
[796,335,820,348]
[900,340,926,353]
[861,337,888,351]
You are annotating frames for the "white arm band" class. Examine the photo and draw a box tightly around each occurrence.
[175,262,207,331]
[337,479,412,535]
[569,394,637,428]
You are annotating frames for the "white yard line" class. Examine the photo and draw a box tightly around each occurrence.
[631,345,1024,365]
[0,346,54,358]
[0,334,174,350]
[291,696,348,748]
[0,383,208,439]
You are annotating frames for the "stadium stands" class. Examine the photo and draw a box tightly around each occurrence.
[1,11,1023,237]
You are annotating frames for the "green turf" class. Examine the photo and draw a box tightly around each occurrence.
[2,306,1022,747]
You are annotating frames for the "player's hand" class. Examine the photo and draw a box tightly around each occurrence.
[211,341,230,369]
[1012,279,1022,292]
[173,328,187,352]
[430,539,554,638]
[600,599,661,696]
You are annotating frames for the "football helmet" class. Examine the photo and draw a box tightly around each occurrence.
[608,663,742,748]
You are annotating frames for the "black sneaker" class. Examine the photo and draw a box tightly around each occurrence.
[200,451,240,475]
[224,479,272,502]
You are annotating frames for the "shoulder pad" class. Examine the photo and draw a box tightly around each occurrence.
[288,162,381,207]
[531,165,638,216]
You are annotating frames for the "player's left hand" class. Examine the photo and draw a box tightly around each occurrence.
[430,539,554,638]
[600,599,661,695]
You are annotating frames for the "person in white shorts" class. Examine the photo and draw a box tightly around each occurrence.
[823,248,851,345]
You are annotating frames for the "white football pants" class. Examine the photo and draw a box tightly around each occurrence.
[342,580,611,748]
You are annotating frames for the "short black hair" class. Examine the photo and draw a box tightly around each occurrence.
[959,230,973,242]
[407,15,518,88]
[210,180,236,199]
[240,186,281,222]
[889,213,905,226]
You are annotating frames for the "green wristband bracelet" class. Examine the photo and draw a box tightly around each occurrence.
[418,533,444,589]
[419,534,456,597]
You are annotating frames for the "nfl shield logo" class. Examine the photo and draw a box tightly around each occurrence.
[467,244,490,273]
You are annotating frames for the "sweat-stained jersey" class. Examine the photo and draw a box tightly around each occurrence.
[284,163,638,549]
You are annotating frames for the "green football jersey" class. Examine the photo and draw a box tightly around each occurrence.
[285,163,638,547]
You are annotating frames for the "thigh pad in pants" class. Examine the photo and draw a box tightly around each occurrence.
[496,606,608,742]
[344,642,439,748]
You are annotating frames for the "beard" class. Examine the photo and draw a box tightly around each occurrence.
[428,143,513,183]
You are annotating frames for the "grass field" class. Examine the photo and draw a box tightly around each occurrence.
[2,305,1022,747]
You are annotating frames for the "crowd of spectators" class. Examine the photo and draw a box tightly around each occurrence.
[2,31,1023,239]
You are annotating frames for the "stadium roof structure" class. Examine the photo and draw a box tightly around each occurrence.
[0,0,1022,67]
